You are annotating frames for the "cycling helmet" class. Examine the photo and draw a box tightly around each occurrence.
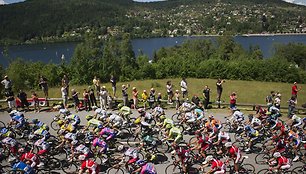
[244,125,251,131]
[32,119,39,124]
[28,134,35,140]
[78,155,86,161]
[203,155,214,164]
[291,114,297,120]
[166,124,172,129]
[136,160,145,166]
[117,103,123,109]
[117,145,124,151]
[0,128,8,134]
[225,142,232,148]
[92,106,98,110]
[57,120,64,126]
[86,115,94,121]
[160,115,166,121]
[18,148,25,153]
[98,124,103,129]
[71,140,78,145]
[9,110,18,116]
[273,152,281,158]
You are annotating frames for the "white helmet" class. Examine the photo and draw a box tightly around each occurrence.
[291,114,297,120]
[203,155,214,164]
[71,140,78,145]
[28,133,35,140]
[225,142,232,148]
[117,145,124,151]
[78,155,86,161]
[273,152,281,158]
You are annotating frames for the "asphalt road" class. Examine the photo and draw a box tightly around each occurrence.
[0,108,304,174]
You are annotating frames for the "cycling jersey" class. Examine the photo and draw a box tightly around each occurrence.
[95,108,108,120]
[80,160,99,174]
[64,133,77,141]
[65,114,80,126]
[169,127,182,143]
[228,145,241,163]
[87,119,103,127]
[194,108,204,120]
[217,131,230,142]
[153,106,164,115]
[76,144,90,155]
[20,152,38,168]
[34,139,50,155]
[92,138,107,154]
[59,109,69,116]
[185,112,196,123]
[119,106,132,116]
[140,163,156,174]
[276,139,286,152]
[277,156,289,166]
[125,148,139,158]
[245,127,258,137]
[2,137,17,147]
[99,127,115,141]
[211,159,225,172]
[11,115,25,128]
[12,161,35,174]
[34,121,48,130]
[0,127,11,137]
[232,111,244,122]
[177,148,190,164]
[198,136,210,150]
[109,114,123,126]
[34,128,49,138]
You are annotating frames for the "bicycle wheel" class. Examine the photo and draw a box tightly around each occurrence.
[46,157,62,170]
[188,137,197,148]
[165,164,181,174]
[9,169,26,174]
[0,121,5,128]
[257,169,269,174]
[107,167,124,174]
[50,120,60,131]
[291,166,305,173]
[255,153,270,165]
[61,161,78,174]
[240,163,255,173]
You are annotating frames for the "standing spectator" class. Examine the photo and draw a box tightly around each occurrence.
[61,74,70,97]
[61,85,68,109]
[288,96,296,118]
[157,93,162,106]
[148,88,156,109]
[166,81,173,104]
[180,78,188,99]
[89,87,97,107]
[99,86,108,110]
[141,90,148,109]
[39,75,49,106]
[17,89,29,112]
[5,90,16,111]
[291,82,301,103]
[229,92,237,113]
[274,92,281,109]
[83,89,90,111]
[203,85,210,110]
[110,75,117,98]
[92,76,101,94]
[31,91,40,113]
[266,91,275,106]
[1,75,12,92]
[175,90,180,110]
[122,84,129,106]
[132,87,139,109]
[71,89,80,112]
[216,78,225,104]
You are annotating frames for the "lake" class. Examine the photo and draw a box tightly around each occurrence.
[1,34,306,67]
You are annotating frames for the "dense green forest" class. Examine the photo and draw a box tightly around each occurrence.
[0,0,305,44]
[2,34,306,93]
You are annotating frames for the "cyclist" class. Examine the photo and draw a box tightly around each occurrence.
[208,115,222,130]
[0,127,15,138]
[34,137,50,156]
[133,160,157,174]
[231,110,244,123]
[65,114,81,129]
[268,152,290,172]
[160,116,174,129]
[138,108,154,125]
[93,107,108,121]
[58,108,71,117]
[287,128,301,161]
[270,136,287,154]
[92,137,108,154]
[124,147,140,171]
[78,155,99,174]
[31,119,49,131]
[19,148,42,168]
[152,105,165,118]
[249,115,262,130]
[213,130,230,154]
[99,127,116,141]
[56,130,78,149]
[33,127,50,139]
[9,157,35,174]
[9,110,24,117]
[291,114,303,128]
[105,113,123,132]
[1,136,19,155]
[118,103,132,120]
[172,145,190,174]
[202,155,225,174]
[9,112,26,130]
[225,142,241,174]
[165,125,183,146]
[244,125,259,152]
[72,143,92,160]
[190,131,211,159]
[83,115,103,133]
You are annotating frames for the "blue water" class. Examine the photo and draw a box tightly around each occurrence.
[1,35,306,67]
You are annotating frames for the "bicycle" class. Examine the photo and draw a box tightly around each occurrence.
[225,156,255,173]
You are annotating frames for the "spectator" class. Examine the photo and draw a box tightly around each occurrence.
[110,75,117,98]
[17,89,29,112]
[166,81,173,104]
[71,89,80,112]
[274,92,281,109]
[175,90,180,110]
[92,76,101,94]
[148,88,156,109]
[132,87,139,109]
[291,82,301,103]
[83,88,90,111]
[89,87,97,107]
[31,91,40,113]
[122,84,129,106]
[266,91,275,106]
[191,94,200,106]
[157,93,162,105]
[141,90,148,109]
[39,75,48,106]
[180,78,188,99]
[288,96,296,118]
[216,78,225,103]
[1,75,12,92]
[203,85,210,110]
[61,85,68,109]
[229,92,237,113]
[61,74,70,97]
[99,86,108,110]
[5,90,16,111]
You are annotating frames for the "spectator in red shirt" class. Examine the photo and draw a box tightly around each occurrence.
[229,92,237,114]
[291,82,301,102]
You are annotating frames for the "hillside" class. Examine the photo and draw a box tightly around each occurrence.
[0,0,305,44]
